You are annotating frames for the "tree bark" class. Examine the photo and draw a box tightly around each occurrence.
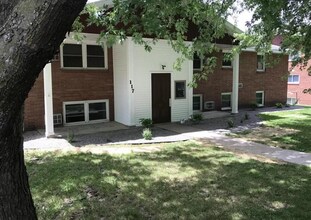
[0,0,86,219]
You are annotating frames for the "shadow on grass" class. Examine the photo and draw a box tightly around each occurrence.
[259,109,311,152]
[26,142,311,219]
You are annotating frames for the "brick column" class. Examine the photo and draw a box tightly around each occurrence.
[232,53,239,114]
[43,63,55,137]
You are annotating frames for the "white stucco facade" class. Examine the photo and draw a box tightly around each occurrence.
[113,38,193,126]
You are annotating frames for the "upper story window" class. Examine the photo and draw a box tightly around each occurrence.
[288,74,300,84]
[222,52,232,68]
[257,54,265,72]
[63,44,83,68]
[193,53,203,70]
[61,33,107,69]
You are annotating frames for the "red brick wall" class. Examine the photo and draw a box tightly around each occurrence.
[194,51,288,110]
[288,60,311,105]
[24,48,114,130]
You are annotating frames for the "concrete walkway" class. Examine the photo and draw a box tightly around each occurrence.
[157,123,311,167]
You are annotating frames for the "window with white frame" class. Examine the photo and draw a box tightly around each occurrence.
[288,75,300,84]
[64,100,109,124]
[287,97,297,105]
[175,81,186,99]
[256,91,264,106]
[221,93,232,110]
[193,94,203,112]
[257,54,265,71]
[222,52,232,68]
[61,42,106,69]
[193,53,203,70]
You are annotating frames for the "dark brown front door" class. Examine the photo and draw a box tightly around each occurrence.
[152,73,171,123]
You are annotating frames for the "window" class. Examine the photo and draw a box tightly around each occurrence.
[256,91,264,107]
[288,75,300,84]
[61,43,106,69]
[222,52,232,68]
[64,100,109,124]
[193,53,203,70]
[288,52,301,62]
[257,54,265,72]
[63,44,83,68]
[193,94,202,112]
[287,98,297,105]
[175,81,186,99]
[221,93,232,110]
[87,45,105,68]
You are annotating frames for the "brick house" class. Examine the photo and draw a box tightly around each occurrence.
[24,6,288,136]
[287,59,311,105]
[272,35,311,106]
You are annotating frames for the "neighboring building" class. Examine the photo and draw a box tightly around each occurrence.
[287,59,311,105]
[272,36,311,106]
[24,10,288,136]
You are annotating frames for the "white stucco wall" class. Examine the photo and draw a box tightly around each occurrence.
[114,38,193,126]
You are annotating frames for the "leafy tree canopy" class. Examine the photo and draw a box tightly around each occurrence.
[76,0,310,81]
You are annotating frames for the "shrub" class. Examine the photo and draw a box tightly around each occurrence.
[250,102,257,110]
[275,103,284,108]
[139,118,153,128]
[190,113,203,123]
[142,128,152,140]
[244,112,249,120]
[67,131,75,143]
[227,118,235,128]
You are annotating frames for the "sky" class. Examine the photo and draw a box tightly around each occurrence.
[87,0,253,32]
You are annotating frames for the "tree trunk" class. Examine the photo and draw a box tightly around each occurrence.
[0,0,86,218]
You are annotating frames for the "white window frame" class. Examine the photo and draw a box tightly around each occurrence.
[222,51,232,69]
[63,99,109,125]
[193,94,203,112]
[221,92,232,110]
[175,80,187,99]
[60,33,108,70]
[288,74,300,84]
[256,91,264,107]
[256,53,265,72]
[193,54,203,71]
[287,97,297,105]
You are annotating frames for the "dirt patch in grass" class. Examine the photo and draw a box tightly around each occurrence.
[229,125,298,150]
[197,138,284,164]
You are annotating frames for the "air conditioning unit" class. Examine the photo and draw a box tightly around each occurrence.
[53,114,62,125]
[204,101,215,110]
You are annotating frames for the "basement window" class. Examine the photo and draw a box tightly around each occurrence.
[256,91,265,107]
[64,100,109,125]
[221,93,232,110]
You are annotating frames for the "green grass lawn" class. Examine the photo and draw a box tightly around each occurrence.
[26,141,311,220]
[259,107,311,152]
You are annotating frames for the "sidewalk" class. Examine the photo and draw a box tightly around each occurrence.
[156,123,311,167]
[24,107,311,166]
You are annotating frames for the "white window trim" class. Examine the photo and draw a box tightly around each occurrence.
[222,51,232,68]
[256,91,264,107]
[63,99,109,125]
[193,55,204,71]
[288,74,300,84]
[193,94,203,112]
[60,33,108,70]
[287,97,297,105]
[175,80,187,99]
[256,53,265,72]
[221,92,232,110]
